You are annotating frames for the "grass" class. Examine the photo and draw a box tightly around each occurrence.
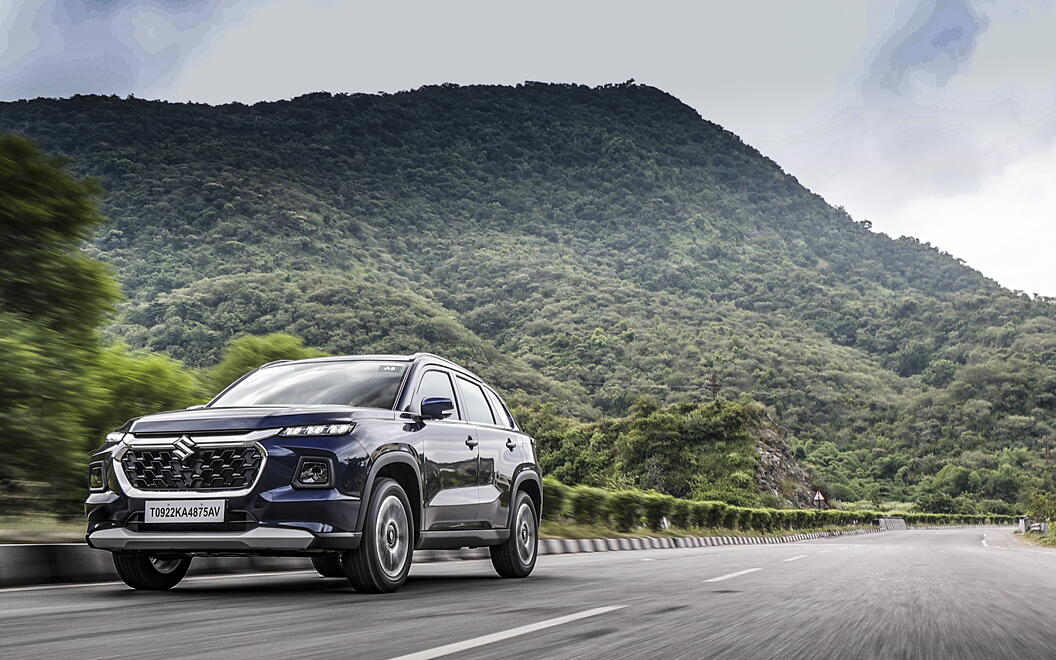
[1021,531,1056,548]
[0,515,85,544]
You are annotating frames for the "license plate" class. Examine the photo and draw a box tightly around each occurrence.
[144,500,225,524]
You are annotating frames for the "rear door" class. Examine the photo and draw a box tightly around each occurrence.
[453,376,512,529]
[417,369,479,530]
[481,386,529,528]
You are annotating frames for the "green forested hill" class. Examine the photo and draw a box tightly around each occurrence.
[2,82,1054,511]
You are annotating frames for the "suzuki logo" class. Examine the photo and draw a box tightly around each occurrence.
[172,435,197,462]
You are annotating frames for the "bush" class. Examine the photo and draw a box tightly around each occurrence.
[749,509,772,532]
[669,499,692,528]
[608,490,646,531]
[722,506,742,530]
[570,486,610,525]
[689,501,712,528]
[771,509,794,530]
[642,493,675,531]
[542,476,569,520]
[708,501,729,527]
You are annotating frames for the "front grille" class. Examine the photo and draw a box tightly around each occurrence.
[120,446,264,491]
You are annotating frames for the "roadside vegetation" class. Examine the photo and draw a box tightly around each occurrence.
[537,477,1015,540]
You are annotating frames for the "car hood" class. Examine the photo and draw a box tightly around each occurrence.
[126,406,397,434]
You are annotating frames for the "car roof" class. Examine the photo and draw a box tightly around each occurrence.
[259,353,487,384]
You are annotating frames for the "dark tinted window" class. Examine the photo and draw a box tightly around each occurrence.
[456,376,495,425]
[416,370,460,420]
[485,388,516,429]
[211,361,407,409]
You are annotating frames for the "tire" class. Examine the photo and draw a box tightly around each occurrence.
[344,478,414,593]
[112,552,192,590]
[311,553,346,578]
[490,490,538,578]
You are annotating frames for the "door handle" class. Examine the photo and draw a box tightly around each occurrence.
[506,438,517,451]
[465,435,478,449]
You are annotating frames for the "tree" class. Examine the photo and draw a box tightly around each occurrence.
[82,345,204,446]
[0,136,119,345]
[0,137,122,501]
[206,333,327,395]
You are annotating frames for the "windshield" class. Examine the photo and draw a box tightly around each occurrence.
[210,361,408,409]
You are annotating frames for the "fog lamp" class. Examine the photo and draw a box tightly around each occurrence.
[294,457,333,488]
[88,462,106,492]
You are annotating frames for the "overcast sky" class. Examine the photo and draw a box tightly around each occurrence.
[2,0,1054,295]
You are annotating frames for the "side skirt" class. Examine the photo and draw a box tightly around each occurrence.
[417,529,510,550]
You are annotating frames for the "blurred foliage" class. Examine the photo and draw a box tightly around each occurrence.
[517,397,783,506]
[1,84,1055,513]
[207,332,326,394]
[548,476,1016,535]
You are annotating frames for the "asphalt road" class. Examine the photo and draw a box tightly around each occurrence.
[2,527,1054,659]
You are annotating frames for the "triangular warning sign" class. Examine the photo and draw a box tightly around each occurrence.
[812,490,826,502]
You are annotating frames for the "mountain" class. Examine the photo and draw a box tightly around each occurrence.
[2,82,1053,511]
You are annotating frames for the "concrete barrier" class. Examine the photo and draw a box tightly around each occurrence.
[0,527,894,588]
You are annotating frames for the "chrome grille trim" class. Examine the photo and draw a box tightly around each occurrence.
[112,429,278,499]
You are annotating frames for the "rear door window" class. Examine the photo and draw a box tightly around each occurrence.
[485,388,516,429]
[455,376,495,425]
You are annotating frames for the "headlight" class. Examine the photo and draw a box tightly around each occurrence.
[88,462,106,492]
[105,431,127,444]
[280,424,354,437]
[293,456,334,488]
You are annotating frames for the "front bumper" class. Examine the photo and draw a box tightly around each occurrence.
[86,527,361,552]
[85,430,371,555]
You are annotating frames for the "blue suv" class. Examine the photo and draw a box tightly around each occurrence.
[85,353,542,592]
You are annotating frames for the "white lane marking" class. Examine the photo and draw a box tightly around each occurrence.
[819,550,831,554]
[783,555,808,562]
[0,570,317,593]
[703,567,763,583]
[387,605,626,660]
[640,558,654,562]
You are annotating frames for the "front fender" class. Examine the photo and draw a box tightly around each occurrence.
[355,449,423,534]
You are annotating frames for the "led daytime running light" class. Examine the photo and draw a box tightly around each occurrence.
[281,423,354,437]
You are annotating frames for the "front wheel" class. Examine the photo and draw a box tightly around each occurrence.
[490,491,538,578]
[112,552,191,590]
[344,478,414,593]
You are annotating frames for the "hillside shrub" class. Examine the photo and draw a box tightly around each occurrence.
[669,499,692,528]
[707,502,729,527]
[643,493,675,531]
[722,506,742,529]
[542,476,569,520]
[609,490,646,531]
[689,501,712,528]
[570,486,610,525]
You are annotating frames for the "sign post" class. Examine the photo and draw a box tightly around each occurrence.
[812,490,826,510]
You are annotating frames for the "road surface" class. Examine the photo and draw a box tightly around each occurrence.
[2,528,1053,659]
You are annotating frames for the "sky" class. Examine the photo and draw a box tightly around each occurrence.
[1,0,1054,295]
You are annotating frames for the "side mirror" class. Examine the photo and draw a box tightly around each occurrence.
[419,396,455,420]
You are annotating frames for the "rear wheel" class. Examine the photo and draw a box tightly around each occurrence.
[490,490,538,578]
[311,553,345,578]
[112,552,191,590]
[344,478,414,593]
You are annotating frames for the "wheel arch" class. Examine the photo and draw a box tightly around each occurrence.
[510,470,542,526]
[358,451,423,545]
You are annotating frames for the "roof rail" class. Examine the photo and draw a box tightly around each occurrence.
[260,359,293,368]
[409,352,485,382]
